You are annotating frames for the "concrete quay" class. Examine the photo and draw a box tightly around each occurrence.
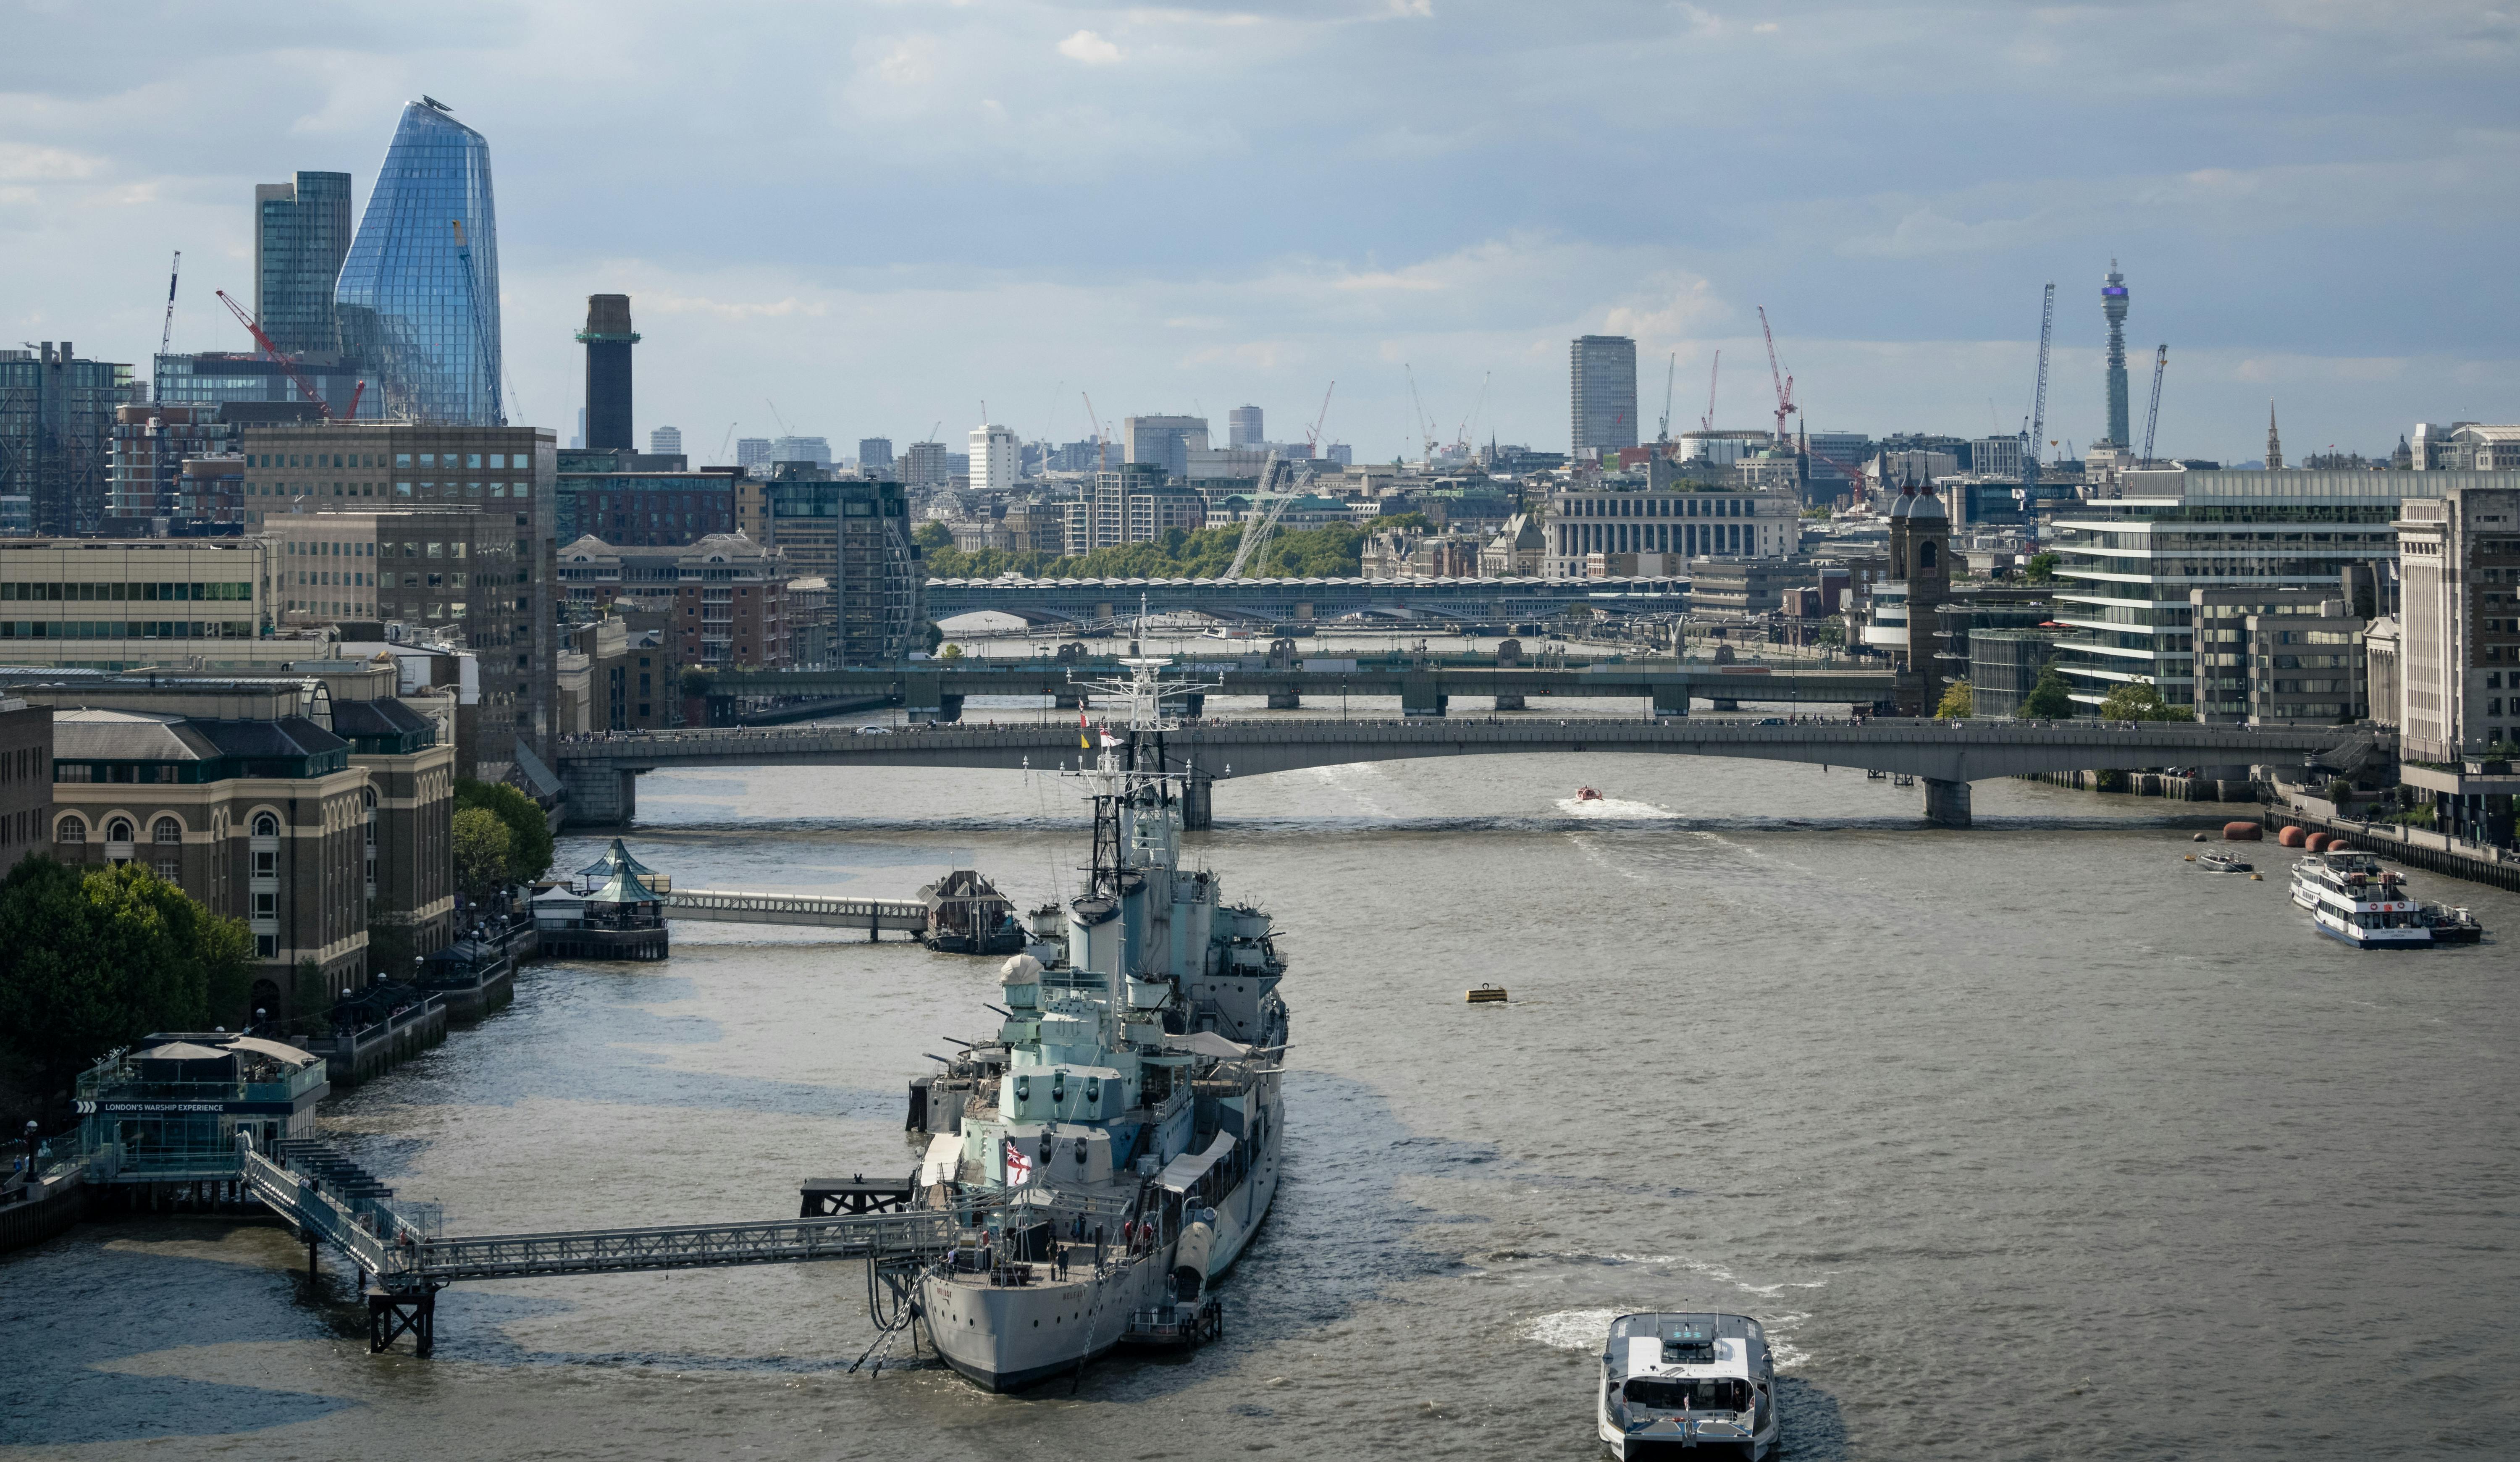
[555,717,2382,830]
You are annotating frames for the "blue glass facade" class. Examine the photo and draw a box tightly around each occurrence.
[335,101,504,425]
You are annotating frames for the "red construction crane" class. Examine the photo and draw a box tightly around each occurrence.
[215,289,333,417]
[1756,306,1796,444]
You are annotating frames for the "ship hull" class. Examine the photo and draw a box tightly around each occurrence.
[920,1087,1283,1391]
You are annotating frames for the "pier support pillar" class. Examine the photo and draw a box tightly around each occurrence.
[908,693,964,724]
[559,764,642,828]
[1710,698,1741,713]
[370,1290,437,1356]
[1651,685,1690,718]
[1401,675,1448,718]
[1493,693,1526,711]
[1265,690,1302,710]
[1922,777,1973,828]
[1181,693,1205,719]
[1181,773,1214,831]
[1051,689,1084,710]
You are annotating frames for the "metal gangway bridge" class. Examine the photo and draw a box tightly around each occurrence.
[242,1140,973,1355]
[663,887,929,934]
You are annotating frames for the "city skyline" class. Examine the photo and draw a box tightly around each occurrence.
[5,2,2515,465]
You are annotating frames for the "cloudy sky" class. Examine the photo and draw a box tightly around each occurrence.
[5,0,2516,465]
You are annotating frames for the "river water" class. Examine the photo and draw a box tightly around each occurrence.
[6,691,2517,1459]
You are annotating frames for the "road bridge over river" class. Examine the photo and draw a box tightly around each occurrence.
[556,717,2379,829]
[712,655,1897,723]
[924,574,1688,625]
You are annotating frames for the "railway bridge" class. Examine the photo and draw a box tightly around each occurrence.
[555,718,2381,829]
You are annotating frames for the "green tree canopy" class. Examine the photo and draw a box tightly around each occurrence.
[913,520,952,550]
[454,778,555,885]
[0,858,255,1101]
[2023,551,2060,583]
[2097,680,2194,722]
[2016,665,2075,719]
[452,808,513,900]
[1935,679,1975,718]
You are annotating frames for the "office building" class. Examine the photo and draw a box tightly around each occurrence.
[1544,473,1798,579]
[970,423,1019,496]
[737,437,773,472]
[0,537,270,650]
[771,435,831,468]
[0,343,138,536]
[672,533,792,670]
[649,425,681,457]
[902,440,949,488]
[1970,628,2068,717]
[334,99,504,425]
[2100,261,2130,449]
[151,352,376,422]
[555,447,739,546]
[758,475,922,664]
[577,295,639,450]
[1123,415,1208,478]
[2418,424,2520,472]
[1228,406,1264,448]
[2188,586,2365,724]
[858,438,894,472]
[0,694,50,875]
[2045,469,2444,712]
[1570,336,1638,455]
[233,421,558,767]
[2397,481,2520,758]
[254,171,354,358]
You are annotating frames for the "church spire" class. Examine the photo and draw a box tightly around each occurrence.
[2265,401,2284,470]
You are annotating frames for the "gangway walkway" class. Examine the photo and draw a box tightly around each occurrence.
[662,887,928,934]
[240,1142,967,1354]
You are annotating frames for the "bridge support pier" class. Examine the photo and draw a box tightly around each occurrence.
[561,765,641,828]
[908,694,964,724]
[369,1289,437,1355]
[1493,693,1526,711]
[1181,773,1213,831]
[1182,693,1205,719]
[1051,689,1084,710]
[1922,777,1973,828]
[1651,686,1689,718]
[1401,675,1447,718]
[1709,698,1741,713]
[1266,690,1302,710]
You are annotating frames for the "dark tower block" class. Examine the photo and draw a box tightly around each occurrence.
[578,294,639,451]
[1887,484,1952,715]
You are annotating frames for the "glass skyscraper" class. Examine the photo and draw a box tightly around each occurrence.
[1570,335,1638,455]
[335,99,504,425]
[253,171,353,357]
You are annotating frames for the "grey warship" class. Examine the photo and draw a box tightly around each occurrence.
[898,654,1289,1390]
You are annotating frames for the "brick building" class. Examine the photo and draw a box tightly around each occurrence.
[674,533,792,670]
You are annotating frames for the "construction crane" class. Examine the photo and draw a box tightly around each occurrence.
[1081,391,1110,468]
[1701,350,1721,433]
[2141,344,2168,465]
[157,251,181,359]
[1304,382,1335,454]
[717,422,739,463]
[1656,352,1676,444]
[1452,372,1491,457]
[2022,281,2055,494]
[1226,451,1299,578]
[1756,307,1796,444]
[215,289,335,417]
[1403,364,1438,461]
[448,221,503,425]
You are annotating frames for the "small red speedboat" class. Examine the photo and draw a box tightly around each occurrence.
[1574,786,1603,802]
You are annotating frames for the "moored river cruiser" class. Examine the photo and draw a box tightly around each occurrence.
[1598,1312,1780,1459]
[2290,848,2486,948]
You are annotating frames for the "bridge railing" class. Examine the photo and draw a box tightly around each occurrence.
[406,1209,969,1283]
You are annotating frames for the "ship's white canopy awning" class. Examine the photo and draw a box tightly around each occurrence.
[1156,1131,1237,1193]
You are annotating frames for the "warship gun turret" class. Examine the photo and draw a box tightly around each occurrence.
[895,654,1289,1391]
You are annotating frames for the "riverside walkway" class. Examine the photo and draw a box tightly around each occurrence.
[556,717,2384,829]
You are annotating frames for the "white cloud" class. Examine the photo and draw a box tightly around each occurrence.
[1057,29,1123,63]
[0,142,103,181]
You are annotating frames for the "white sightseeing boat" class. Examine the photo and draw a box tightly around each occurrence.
[2290,848,2485,949]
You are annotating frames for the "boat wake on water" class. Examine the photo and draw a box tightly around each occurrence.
[1557,795,1681,820]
